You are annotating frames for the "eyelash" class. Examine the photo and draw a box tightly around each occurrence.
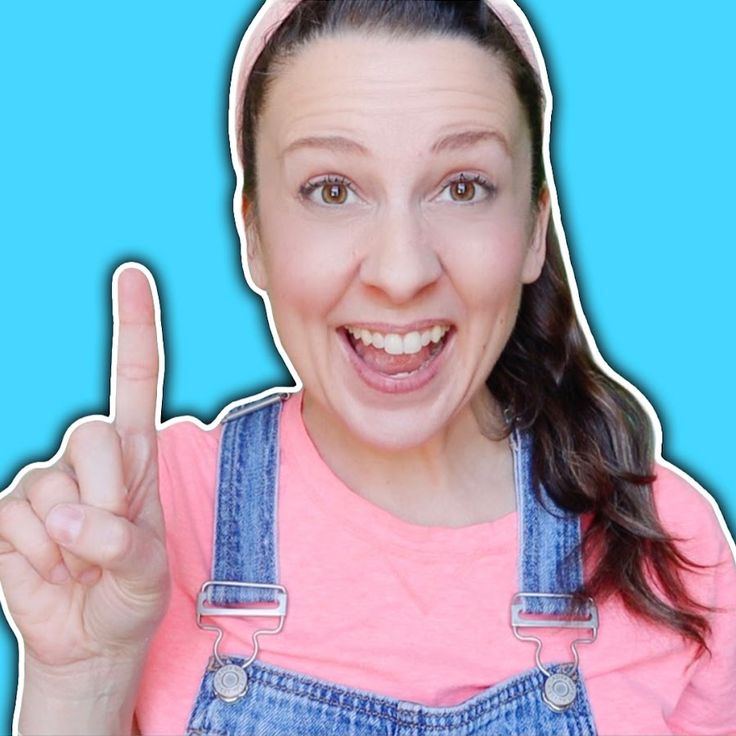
[298,173,496,207]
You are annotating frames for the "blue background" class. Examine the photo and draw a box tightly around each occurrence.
[1,1,734,729]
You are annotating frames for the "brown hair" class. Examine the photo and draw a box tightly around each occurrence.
[239,0,713,653]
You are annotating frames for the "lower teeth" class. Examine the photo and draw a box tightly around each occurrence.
[349,332,447,379]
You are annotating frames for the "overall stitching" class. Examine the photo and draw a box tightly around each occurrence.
[207,658,582,727]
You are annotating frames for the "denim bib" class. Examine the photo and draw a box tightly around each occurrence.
[186,393,598,735]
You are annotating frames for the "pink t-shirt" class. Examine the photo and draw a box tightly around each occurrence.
[136,392,736,735]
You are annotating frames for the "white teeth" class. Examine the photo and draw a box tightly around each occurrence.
[346,325,449,355]
[403,331,422,354]
[384,334,403,355]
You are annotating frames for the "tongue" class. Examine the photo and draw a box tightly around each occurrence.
[353,340,436,375]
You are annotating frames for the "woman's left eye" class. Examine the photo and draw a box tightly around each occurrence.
[437,174,496,204]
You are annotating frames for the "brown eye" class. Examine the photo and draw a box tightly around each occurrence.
[439,174,495,205]
[299,176,356,207]
[450,178,475,202]
[322,183,348,205]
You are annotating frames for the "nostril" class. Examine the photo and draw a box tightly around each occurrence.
[358,230,442,302]
[359,269,443,305]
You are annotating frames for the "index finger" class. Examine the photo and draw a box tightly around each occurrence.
[111,264,163,435]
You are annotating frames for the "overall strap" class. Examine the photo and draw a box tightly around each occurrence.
[207,393,286,606]
[512,429,585,615]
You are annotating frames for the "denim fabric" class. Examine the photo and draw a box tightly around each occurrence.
[511,430,585,616]
[187,395,597,735]
[208,394,283,606]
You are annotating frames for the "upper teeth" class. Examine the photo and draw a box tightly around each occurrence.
[346,325,449,355]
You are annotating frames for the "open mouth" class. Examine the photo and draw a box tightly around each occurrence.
[340,324,453,382]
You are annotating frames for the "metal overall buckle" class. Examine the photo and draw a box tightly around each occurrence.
[511,592,598,712]
[196,580,288,703]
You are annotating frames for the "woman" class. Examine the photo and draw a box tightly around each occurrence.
[1,0,734,734]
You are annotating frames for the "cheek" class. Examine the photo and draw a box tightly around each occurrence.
[438,219,530,306]
[265,266,335,342]
[258,217,358,318]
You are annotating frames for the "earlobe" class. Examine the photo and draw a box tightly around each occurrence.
[246,231,268,292]
[522,186,551,284]
[240,194,269,291]
[243,204,268,291]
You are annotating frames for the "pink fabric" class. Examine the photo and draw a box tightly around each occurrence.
[135,392,736,735]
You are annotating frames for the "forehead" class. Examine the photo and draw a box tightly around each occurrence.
[259,32,527,156]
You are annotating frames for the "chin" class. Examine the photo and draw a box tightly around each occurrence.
[339,400,450,452]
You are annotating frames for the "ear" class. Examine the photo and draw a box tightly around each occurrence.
[242,195,268,291]
[521,185,550,284]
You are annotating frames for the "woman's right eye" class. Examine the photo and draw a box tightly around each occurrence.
[298,176,359,206]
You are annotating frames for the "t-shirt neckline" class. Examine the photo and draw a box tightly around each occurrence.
[280,391,518,558]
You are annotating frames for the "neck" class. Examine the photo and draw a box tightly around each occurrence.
[301,388,516,528]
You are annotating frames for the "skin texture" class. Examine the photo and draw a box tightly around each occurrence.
[247,33,550,525]
[0,268,168,734]
[0,29,550,736]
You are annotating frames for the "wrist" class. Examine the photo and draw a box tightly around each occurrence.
[20,653,147,736]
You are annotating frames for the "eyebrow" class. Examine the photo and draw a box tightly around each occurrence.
[282,128,510,158]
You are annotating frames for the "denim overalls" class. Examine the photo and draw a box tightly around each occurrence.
[186,394,598,735]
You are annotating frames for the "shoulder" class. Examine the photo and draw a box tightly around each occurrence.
[156,417,222,524]
[650,462,735,568]
[157,416,221,465]
[649,466,736,731]
[155,392,296,507]
[649,463,736,620]
[156,417,221,490]
[156,392,297,482]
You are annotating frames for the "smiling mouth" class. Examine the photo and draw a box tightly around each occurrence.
[341,324,452,378]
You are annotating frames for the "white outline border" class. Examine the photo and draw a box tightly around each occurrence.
[1,1,734,733]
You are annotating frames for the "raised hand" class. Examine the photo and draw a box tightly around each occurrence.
[0,265,170,705]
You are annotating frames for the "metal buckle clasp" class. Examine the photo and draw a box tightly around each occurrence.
[511,592,598,712]
[511,592,598,676]
[196,580,288,669]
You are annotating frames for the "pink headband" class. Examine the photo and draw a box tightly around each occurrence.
[229,0,548,172]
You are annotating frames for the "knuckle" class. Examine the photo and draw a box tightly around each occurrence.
[26,467,74,499]
[25,468,76,505]
[0,497,27,529]
[117,360,157,382]
[12,466,46,500]
[20,467,44,487]
[68,419,117,457]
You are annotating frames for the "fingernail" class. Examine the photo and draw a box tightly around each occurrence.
[49,562,70,584]
[46,505,84,545]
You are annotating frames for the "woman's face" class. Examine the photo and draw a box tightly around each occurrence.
[247,32,549,449]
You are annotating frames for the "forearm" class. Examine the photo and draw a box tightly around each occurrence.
[18,654,146,736]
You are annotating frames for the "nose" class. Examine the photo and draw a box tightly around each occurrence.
[358,205,443,303]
